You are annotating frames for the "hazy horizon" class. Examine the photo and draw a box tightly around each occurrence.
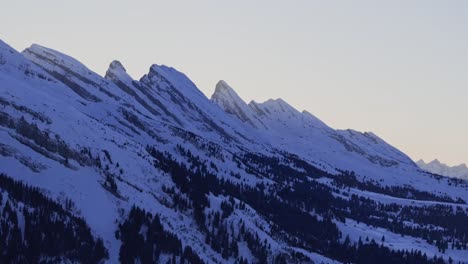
[2,0,467,166]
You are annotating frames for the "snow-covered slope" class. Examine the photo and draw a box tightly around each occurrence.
[417,159,468,179]
[211,81,439,187]
[1,39,468,263]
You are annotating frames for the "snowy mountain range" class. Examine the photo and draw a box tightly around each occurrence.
[1,39,467,263]
[417,159,468,180]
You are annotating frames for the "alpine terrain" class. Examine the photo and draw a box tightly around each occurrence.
[417,159,468,180]
[0,39,467,263]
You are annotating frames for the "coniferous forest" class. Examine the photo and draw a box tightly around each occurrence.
[0,173,108,263]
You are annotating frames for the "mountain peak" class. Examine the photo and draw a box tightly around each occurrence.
[143,63,206,99]
[22,44,94,79]
[105,60,133,83]
[214,80,235,94]
[27,43,51,53]
[211,80,264,128]
[254,98,300,117]
[109,60,126,73]
[0,42,53,81]
[25,44,76,64]
[212,80,244,103]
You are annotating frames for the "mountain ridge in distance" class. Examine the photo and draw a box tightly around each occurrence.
[417,159,468,179]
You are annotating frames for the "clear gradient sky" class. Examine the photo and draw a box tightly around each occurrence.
[2,0,467,165]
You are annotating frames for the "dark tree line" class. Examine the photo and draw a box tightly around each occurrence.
[0,173,108,263]
[117,206,204,264]
[146,145,454,263]
[334,170,464,204]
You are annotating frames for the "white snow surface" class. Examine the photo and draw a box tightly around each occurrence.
[417,159,468,179]
[1,39,467,263]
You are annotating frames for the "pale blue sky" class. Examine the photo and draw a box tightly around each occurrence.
[2,0,467,165]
